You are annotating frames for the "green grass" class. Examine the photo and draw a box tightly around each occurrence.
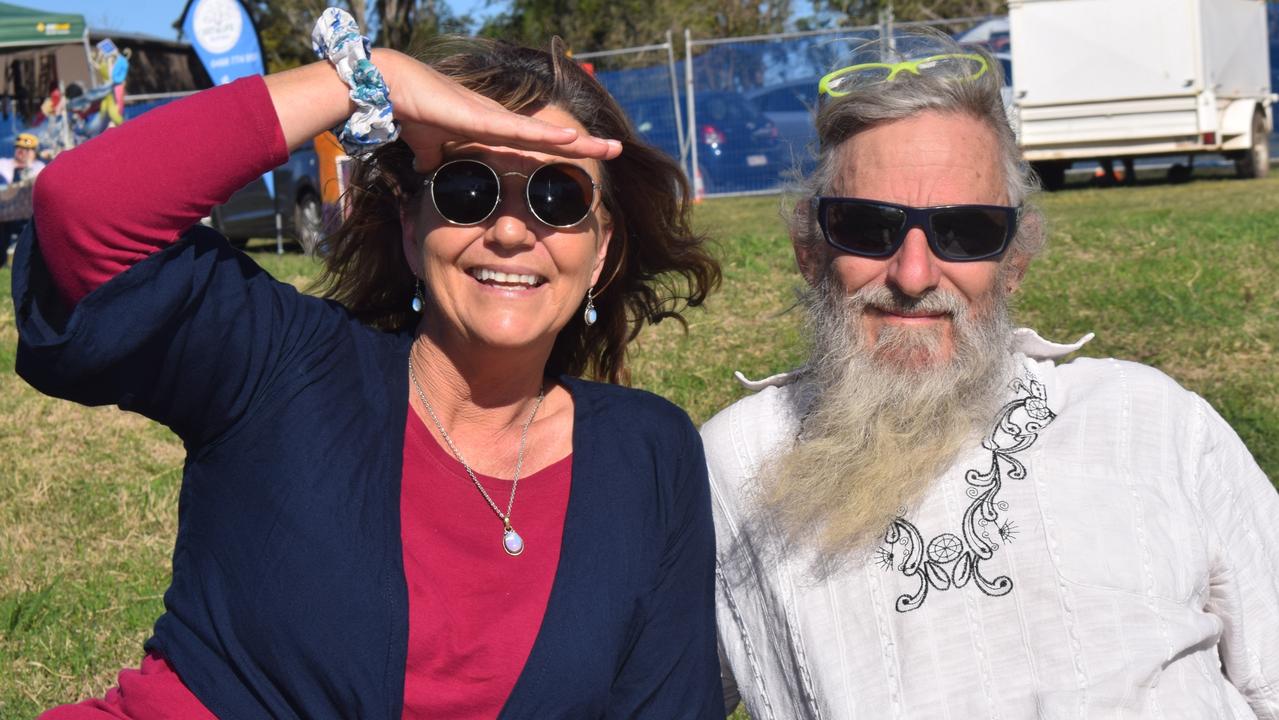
[2,174,1277,715]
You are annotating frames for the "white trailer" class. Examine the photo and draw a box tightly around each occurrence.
[1009,0,1273,188]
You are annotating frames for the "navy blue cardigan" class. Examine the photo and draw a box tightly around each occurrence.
[13,226,723,719]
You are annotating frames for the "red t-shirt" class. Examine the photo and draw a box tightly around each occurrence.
[35,75,573,720]
[401,411,571,717]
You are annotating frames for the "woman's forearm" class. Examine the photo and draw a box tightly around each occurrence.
[265,59,356,152]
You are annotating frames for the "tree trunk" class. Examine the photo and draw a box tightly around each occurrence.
[378,0,416,51]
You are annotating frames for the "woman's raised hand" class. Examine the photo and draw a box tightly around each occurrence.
[266,49,621,171]
[375,50,621,170]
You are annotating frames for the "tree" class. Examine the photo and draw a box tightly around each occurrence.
[808,0,1004,26]
[248,0,358,73]
[891,0,1005,21]
[376,0,472,52]
[380,0,415,49]
[480,0,791,63]
[245,0,467,73]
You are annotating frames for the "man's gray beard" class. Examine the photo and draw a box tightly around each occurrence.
[757,271,1016,575]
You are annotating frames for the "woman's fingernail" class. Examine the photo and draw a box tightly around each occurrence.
[606,139,622,150]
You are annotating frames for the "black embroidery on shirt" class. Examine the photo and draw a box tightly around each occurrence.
[877,374,1054,612]
[873,546,895,570]
[998,519,1018,543]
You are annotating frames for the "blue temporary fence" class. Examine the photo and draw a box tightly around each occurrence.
[585,17,993,198]
[684,26,884,196]
[595,6,1279,198]
[582,37,688,189]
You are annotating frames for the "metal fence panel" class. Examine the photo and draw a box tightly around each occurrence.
[583,40,688,180]
[584,16,1029,198]
[684,17,1004,198]
[686,26,881,197]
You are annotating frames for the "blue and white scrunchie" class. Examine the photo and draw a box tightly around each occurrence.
[312,7,400,155]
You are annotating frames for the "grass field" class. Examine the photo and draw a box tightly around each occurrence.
[2,173,1277,716]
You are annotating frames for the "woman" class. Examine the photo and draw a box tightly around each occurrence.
[15,12,722,719]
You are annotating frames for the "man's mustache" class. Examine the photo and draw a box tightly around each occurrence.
[846,284,969,318]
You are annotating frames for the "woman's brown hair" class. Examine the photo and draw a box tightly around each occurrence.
[315,37,720,384]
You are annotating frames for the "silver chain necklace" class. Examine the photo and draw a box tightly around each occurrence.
[408,357,545,557]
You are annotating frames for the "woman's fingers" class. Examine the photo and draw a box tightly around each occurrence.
[465,109,622,160]
[375,49,622,171]
[400,111,621,172]
[397,123,450,171]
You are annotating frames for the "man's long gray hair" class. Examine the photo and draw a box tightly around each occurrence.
[789,30,1046,267]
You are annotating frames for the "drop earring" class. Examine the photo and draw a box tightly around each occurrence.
[582,287,597,326]
[410,279,425,313]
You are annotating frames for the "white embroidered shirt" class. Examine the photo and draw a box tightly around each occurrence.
[704,351,1279,720]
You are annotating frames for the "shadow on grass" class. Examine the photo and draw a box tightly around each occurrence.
[1047,164,1249,193]
[2,579,58,639]
[240,238,306,255]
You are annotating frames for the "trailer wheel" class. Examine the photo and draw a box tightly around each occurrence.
[1235,112,1269,180]
[1032,161,1067,191]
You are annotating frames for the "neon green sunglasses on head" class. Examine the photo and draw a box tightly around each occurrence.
[818,53,989,97]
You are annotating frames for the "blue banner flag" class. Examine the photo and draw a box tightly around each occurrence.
[180,0,265,85]
[178,0,274,197]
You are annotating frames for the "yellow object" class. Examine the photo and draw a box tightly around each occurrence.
[94,54,111,84]
[99,94,125,127]
[819,53,989,97]
[14,133,38,150]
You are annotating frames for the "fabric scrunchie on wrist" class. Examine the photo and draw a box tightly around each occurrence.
[311,7,400,155]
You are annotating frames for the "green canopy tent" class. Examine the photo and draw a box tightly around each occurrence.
[0,2,91,139]
[0,1,86,48]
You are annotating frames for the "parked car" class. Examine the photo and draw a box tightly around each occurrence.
[211,145,324,254]
[745,79,820,174]
[955,16,1010,51]
[621,91,788,193]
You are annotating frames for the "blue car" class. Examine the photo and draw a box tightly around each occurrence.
[746,79,821,176]
[621,91,788,194]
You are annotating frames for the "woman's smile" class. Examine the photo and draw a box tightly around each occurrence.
[467,266,548,290]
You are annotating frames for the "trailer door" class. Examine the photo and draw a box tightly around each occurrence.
[1011,0,1201,106]
[1199,0,1271,98]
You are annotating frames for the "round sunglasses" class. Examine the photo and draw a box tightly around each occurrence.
[423,158,601,229]
[812,196,1019,262]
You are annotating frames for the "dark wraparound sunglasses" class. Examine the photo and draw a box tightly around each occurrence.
[424,158,601,229]
[812,196,1019,262]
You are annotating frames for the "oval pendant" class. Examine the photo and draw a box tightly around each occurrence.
[503,528,525,556]
[584,305,597,326]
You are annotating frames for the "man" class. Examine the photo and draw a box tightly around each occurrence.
[0,132,46,186]
[0,133,45,268]
[704,36,1278,719]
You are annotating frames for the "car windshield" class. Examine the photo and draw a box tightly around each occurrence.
[756,87,811,113]
[702,95,755,123]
